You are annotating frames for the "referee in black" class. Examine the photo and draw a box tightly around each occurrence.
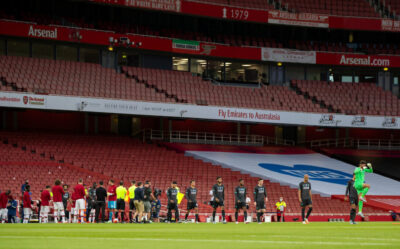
[345,174,358,225]
[95,181,107,223]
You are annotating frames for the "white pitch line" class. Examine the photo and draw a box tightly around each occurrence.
[269,235,400,242]
[0,236,391,246]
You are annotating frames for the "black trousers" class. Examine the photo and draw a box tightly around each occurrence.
[95,201,106,222]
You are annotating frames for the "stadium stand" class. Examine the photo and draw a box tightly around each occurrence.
[291,80,400,116]
[0,132,388,219]
[122,66,326,112]
[280,0,379,17]
[0,55,327,113]
[2,6,400,55]
[189,0,276,10]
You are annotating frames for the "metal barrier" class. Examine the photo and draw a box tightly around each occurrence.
[301,138,400,150]
[142,129,295,146]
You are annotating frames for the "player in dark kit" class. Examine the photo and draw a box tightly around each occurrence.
[212,176,226,224]
[254,179,268,224]
[345,174,359,225]
[234,179,248,224]
[184,180,199,223]
[166,181,179,223]
[298,174,313,224]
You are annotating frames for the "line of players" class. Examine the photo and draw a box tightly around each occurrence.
[0,174,314,224]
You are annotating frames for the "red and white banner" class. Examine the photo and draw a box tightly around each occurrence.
[381,19,400,32]
[90,0,182,12]
[316,52,400,67]
[268,10,329,28]
[262,47,316,64]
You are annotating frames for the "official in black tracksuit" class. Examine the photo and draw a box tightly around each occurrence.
[345,174,359,224]
[184,180,199,222]
[212,176,226,223]
[254,179,268,223]
[167,181,179,222]
[234,179,248,223]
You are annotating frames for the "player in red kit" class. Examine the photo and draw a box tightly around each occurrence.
[40,186,51,223]
[69,191,77,223]
[0,190,11,223]
[73,179,87,223]
[52,179,66,223]
[107,180,117,223]
[23,185,32,223]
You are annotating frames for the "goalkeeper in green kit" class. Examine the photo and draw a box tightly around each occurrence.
[353,160,373,218]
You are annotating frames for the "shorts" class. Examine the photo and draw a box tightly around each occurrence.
[152,211,160,218]
[40,206,50,213]
[354,183,363,192]
[187,201,198,210]
[134,200,144,213]
[108,201,117,209]
[53,202,64,212]
[0,208,7,217]
[168,202,178,210]
[349,197,359,205]
[129,200,136,210]
[212,200,224,209]
[143,201,151,213]
[300,199,312,207]
[256,201,266,210]
[117,199,125,210]
[235,201,246,210]
[23,208,32,216]
[75,199,86,210]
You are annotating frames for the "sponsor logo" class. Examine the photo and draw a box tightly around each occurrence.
[180,110,188,117]
[24,96,45,105]
[319,114,341,125]
[381,19,400,32]
[28,25,57,39]
[200,44,217,55]
[351,116,366,126]
[382,117,397,127]
[172,39,200,51]
[0,96,21,103]
[258,163,353,185]
[262,48,316,64]
[339,55,390,67]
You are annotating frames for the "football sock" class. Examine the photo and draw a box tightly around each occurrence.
[244,211,247,222]
[235,211,238,221]
[222,210,225,220]
[358,201,364,213]
[350,208,356,222]
[362,187,369,197]
[306,208,312,218]
[195,214,199,222]
[185,213,189,220]
[212,211,216,221]
[301,208,305,221]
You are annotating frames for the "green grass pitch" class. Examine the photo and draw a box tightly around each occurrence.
[1,222,400,249]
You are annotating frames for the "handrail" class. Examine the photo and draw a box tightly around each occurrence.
[142,129,295,146]
[301,137,400,150]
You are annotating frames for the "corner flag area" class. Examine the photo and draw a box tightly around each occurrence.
[1,223,399,249]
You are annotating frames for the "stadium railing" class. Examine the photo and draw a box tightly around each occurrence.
[142,129,295,146]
